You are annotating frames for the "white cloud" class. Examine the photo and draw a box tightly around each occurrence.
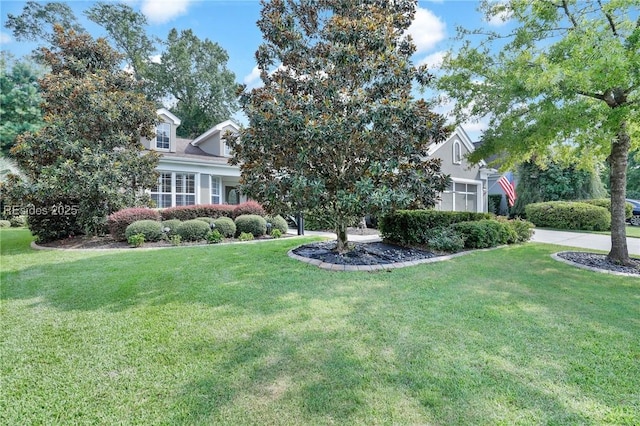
[487,2,513,27]
[141,0,192,24]
[243,65,262,89]
[406,7,446,53]
[150,54,162,64]
[0,32,12,44]
[418,50,446,69]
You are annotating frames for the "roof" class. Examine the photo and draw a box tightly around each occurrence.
[191,120,239,147]
[161,138,232,165]
[157,108,181,126]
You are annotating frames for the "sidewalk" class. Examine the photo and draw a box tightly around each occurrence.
[289,228,640,255]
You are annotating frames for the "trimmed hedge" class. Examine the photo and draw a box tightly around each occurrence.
[235,214,267,237]
[266,215,289,234]
[233,201,265,218]
[195,217,216,225]
[525,201,610,231]
[107,208,162,241]
[160,204,235,221]
[380,210,493,246]
[161,219,182,237]
[451,219,517,249]
[176,219,211,241]
[581,198,633,220]
[212,217,236,238]
[124,220,164,242]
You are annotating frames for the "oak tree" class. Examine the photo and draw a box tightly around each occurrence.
[228,0,450,252]
[438,0,639,265]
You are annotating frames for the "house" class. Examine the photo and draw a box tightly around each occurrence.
[140,108,246,208]
[429,126,495,213]
[142,110,494,213]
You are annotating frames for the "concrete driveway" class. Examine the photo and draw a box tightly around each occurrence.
[531,228,640,256]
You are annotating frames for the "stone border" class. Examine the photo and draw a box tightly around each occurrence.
[287,243,503,271]
[551,251,640,278]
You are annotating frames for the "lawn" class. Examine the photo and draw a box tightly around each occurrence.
[1,228,638,425]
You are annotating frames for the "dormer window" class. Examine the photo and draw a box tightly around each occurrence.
[453,140,462,164]
[156,123,170,150]
[223,140,232,157]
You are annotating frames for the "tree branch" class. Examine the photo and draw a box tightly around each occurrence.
[597,0,618,36]
[560,0,579,29]
[575,90,605,101]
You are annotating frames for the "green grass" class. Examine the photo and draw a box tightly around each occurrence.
[1,228,639,425]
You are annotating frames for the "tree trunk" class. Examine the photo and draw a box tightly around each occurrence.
[335,220,349,253]
[608,123,630,265]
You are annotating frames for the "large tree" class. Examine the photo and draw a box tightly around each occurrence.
[0,52,44,156]
[228,0,450,252]
[438,0,639,265]
[6,26,159,242]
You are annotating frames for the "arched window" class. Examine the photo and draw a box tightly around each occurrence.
[453,140,462,164]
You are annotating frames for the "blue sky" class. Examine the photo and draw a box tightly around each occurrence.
[1,0,511,139]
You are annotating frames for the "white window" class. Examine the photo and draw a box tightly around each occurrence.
[223,140,232,157]
[151,172,172,208]
[175,173,196,206]
[453,140,462,164]
[211,176,221,204]
[156,123,170,150]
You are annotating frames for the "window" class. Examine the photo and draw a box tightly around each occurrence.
[223,140,232,157]
[453,140,462,164]
[211,176,221,204]
[175,173,196,206]
[156,123,170,150]
[151,172,172,208]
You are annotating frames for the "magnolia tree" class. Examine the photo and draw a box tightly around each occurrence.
[438,0,639,265]
[228,0,451,253]
[6,26,159,242]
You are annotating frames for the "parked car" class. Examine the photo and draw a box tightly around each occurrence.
[626,199,640,226]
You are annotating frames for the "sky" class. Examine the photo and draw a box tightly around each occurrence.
[0,0,512,141]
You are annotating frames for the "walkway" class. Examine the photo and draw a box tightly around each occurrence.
[290,228,640,256]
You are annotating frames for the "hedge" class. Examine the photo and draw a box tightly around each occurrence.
[107,208,162,241]
[451,219,517,249]
[525,201,610,231]
[235,214,267,237]
[233,201,265,218]
[124,220,164,242]
[212,217,236,238]
[160,204,235,221]
[266,215,289,234]
[379,210,493,246]
[176,219,211,241]
[581,198,633,220]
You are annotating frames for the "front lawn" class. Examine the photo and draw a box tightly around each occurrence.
[1,228,638,425]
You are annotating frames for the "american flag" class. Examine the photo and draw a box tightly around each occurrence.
[497,172,517,207]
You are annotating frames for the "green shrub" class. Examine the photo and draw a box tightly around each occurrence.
[238,232,254,241]
[124,220,164,242]
[9,215,26,227]
[451,219,515,249]
[581,198,633,220]
[270,229,282,238]
[195,217,216,225]
[525,201,610,231]
[426,227,465,252]
[505,218,535,243]
[206,229,223,244]
[176,219,211,242]
[107,208,162,241]
[233,201,265,218]
[266,214,289,234]
[127,233,145,248]
[380,210,493,246]
[160,204,235,221]
[235,214,267,237]
[212,217,236,238]
[169,234,182,246]
[161,219,182,237]
[488,194,503,215]
[0,220,11,228]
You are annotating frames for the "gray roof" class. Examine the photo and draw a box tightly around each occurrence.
[161,137,232,165]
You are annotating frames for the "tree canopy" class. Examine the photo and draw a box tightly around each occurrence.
[228,0,450,252]
[437,0,639,264]
[6,26,160,242]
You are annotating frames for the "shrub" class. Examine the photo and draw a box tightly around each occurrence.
[235,214,267,237]
[266,215,289,234]
[195,217,216,225]
[9,215,26,227]
[233,201,265,218]
[176,219,211,241]
[206,229,223,244]
[127,233,145,248]
[161,219,182,237]
[212,217,236,238]
[0,220,11,228]
[169,234,182,246]
[451,220,515,249]
[488,194,503,215]
[379,210,493,246]
[505,218,535,243]
[271,229,282,238]
[25,200,84,243]
[124,220,164,242]
[581,198,633,220]
[160,204,235,221]
[426,227,465,253]
[238,232,254,241]
[525,201,610,231]
[107,208,162,241]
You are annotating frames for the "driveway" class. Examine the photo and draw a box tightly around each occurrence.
[531,228,640,256]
